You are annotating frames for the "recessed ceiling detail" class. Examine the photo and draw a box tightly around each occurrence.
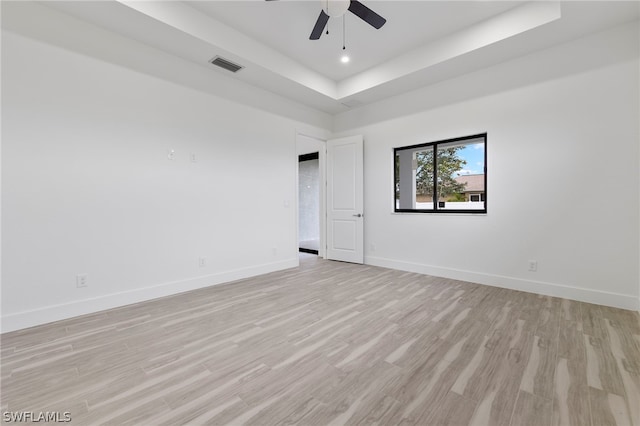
[117,0,560,102]
[39,1,640,114]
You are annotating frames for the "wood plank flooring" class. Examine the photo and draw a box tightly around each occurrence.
[2,254,639,425]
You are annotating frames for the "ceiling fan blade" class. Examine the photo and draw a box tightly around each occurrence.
[309,10,330,40]
[348,0,386,29]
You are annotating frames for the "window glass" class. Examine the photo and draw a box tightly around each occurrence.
[394,134,486,213]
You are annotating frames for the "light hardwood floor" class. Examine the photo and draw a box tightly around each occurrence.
[2,254,639,425]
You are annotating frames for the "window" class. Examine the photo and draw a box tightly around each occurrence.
[394,133,486,213]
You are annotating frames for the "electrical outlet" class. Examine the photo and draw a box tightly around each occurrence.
[528,260,538,272]
[369,243,377,252]
[272,247,278,256]
[76,274,88,288]
[198,257,206,268]
[190,153,197,163]
[167,149,175,160]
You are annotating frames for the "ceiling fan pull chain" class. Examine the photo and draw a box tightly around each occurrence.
[326,0,330,34]
[343,15,346,50]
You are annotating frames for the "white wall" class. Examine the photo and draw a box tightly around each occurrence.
[1,16,330,331]
[335,22,640,310]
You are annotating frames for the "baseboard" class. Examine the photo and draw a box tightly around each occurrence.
[365,255,639,312]
[1,258,299,333]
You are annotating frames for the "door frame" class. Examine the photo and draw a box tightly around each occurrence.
[295,132,327,259]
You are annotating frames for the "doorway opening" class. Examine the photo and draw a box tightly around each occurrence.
[298,152,320,255]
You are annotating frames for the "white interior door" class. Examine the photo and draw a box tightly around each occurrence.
[326,135,364,264]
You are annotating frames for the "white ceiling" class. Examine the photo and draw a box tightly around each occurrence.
[187,1,522,80]
[42,1,639,114]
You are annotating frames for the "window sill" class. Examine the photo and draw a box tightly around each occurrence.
[391,211,487,216]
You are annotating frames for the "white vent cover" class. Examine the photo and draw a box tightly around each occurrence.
[209,56,243,73]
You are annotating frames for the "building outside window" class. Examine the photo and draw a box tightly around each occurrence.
[394,133,486,213]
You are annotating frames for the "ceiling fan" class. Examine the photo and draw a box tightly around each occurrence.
[267,0,387,40]
[309,0,386,40]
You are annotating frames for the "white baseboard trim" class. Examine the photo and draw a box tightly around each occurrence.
[1,258,299,333]
[365,255,640,312]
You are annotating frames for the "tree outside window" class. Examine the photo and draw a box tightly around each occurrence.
[394,134,486,213]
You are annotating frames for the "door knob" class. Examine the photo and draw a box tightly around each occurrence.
[353,213,362,217]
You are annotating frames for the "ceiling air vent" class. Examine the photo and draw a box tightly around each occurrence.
[209,56,243,73]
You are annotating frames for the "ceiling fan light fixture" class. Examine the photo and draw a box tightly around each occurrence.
[309,0,386,40]
[322,0,350,18]
[341,55,350,63]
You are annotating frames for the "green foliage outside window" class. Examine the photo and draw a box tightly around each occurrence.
[415,147,467,199]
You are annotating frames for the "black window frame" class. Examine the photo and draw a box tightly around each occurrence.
[394,133,487,214]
